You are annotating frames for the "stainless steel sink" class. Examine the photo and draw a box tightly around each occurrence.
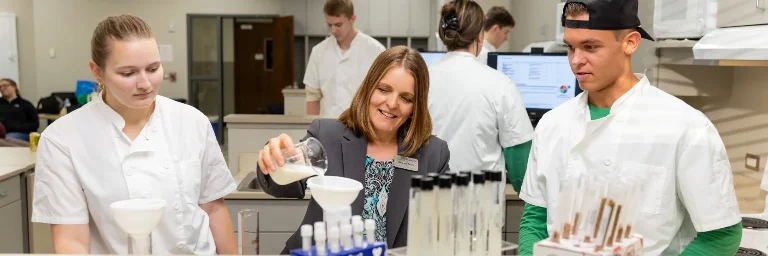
[237,172,263,191]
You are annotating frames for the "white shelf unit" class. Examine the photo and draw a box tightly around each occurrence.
[282,0,434,88]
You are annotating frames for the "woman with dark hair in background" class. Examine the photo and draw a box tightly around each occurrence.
[427,0,533,191]
[0,78,39,141]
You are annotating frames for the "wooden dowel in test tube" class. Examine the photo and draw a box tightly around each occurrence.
[600,200,616,248]
[563,223,571,240]
[572,212,580,237]
[593,198,607,239]
[606,204,622,247]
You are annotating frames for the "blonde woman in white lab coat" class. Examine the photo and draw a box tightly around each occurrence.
[31,15,238,254]
[428,0,534,189]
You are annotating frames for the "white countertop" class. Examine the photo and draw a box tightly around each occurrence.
[225,170,521,200]
[0,147,36,180]
[223,114,321,125]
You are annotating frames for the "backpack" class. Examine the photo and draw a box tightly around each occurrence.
[37,96,62,114]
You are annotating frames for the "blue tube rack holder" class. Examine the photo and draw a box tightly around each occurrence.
[289,240,387,256]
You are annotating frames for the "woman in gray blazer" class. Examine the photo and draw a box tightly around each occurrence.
[256,46,450,253]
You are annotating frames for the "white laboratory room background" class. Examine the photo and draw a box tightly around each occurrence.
[0,0,767,255]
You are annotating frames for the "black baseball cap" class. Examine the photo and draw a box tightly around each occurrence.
[562,0,654,41]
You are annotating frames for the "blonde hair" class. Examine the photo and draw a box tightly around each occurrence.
[338,46,432,156]
[91,14,155,69]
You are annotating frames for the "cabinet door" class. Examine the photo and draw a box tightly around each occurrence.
[281,0,308,35]
[306,0,328,36]
[353,0,371,35]
[368,0,390,36]
[0,200,23,253]
[388,0,410,37]
[0,13,19,84]
[409,0,432,37]
[717,0,767,27]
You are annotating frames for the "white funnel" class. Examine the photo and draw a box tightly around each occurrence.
[111,198,167,254]
[307,176,362,210]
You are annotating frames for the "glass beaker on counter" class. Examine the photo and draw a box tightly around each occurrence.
[269,137,328,185]
[238,209,259,255]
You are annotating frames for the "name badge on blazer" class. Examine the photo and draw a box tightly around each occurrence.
[394,155,418,172]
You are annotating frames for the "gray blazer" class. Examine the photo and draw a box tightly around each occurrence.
[257,119,450,253]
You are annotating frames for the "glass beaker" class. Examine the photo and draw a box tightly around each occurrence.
[270,137,328,185]
[238,209,259,255]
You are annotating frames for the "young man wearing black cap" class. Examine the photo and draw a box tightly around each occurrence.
[518,1,742,255]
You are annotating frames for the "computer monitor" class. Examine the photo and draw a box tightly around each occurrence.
[418,51,446,67]
[488,52,581,127]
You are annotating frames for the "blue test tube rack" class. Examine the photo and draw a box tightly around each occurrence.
[289,239,387,256]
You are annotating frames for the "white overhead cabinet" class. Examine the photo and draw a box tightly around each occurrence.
[283,0,433,37]
[353,0,371,35]
[717,0,768,27]
[306,0,327,36]
[0,13,19,85]
[368,0,390,36]
[388,0,410,37]
[409,0,432,36]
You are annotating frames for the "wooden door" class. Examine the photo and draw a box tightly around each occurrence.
[234,17,294,114]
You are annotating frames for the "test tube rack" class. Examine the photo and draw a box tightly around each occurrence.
[533,234,644,256]
[386,240,519,256]
[289,239,387,256]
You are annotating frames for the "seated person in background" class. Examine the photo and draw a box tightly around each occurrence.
[0,78,39,141]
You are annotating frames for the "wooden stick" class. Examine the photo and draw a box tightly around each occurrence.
[593,198,607,239]
[572,212,581,236]
[563,223,572,240]
[600,200,616,248]
[606,204,622,247]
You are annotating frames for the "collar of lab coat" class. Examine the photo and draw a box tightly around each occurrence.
[444,51,478,60]
[333,30,365,59]
[483,40,497,52]
[575,73,649,120]
[94,91,161,150]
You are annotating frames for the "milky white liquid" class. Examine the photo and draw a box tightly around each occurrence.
[271,164,321,185]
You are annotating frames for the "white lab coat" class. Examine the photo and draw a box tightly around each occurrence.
[32,93,236,254]
[476,40,497,65]
[520,74,741,255]
[304,32,386,118]
[428,51,534,172]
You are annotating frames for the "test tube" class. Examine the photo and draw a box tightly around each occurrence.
[364,219,376,245]
[328,226,340,253]
[407,175,423,256]
[301,224,313,252]
[454,174,471,256]
[437,175,455,256]
[341,223,353,251]
[487,171,504,256]
[352,217,364,248]
[419,176,437,255]
[471,172,487,256]
[314,222,327,256]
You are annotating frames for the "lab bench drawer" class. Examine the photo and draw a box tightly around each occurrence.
[0,176,21,208]
[226,199,309,233]
[236,231,293,255]
[505,200,524,232]
[0,200,24,253]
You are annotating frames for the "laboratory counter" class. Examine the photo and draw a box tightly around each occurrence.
[0,148,37,254]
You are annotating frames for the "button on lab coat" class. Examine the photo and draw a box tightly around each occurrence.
[303,32,385,118]
[520,74,741,255]
[428,51,534,172]
[32,93,236,254]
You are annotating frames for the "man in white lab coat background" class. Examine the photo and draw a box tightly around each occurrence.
[477,6,515,65]
[518,0,743,255]
[304,0,386,117]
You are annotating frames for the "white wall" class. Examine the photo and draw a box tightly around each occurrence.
[30,0,282,102]
[0,0,36,100]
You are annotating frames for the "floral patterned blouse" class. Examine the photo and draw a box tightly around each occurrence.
[362,155,395,243]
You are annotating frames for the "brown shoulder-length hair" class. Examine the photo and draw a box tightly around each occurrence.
[338,46,432,156]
